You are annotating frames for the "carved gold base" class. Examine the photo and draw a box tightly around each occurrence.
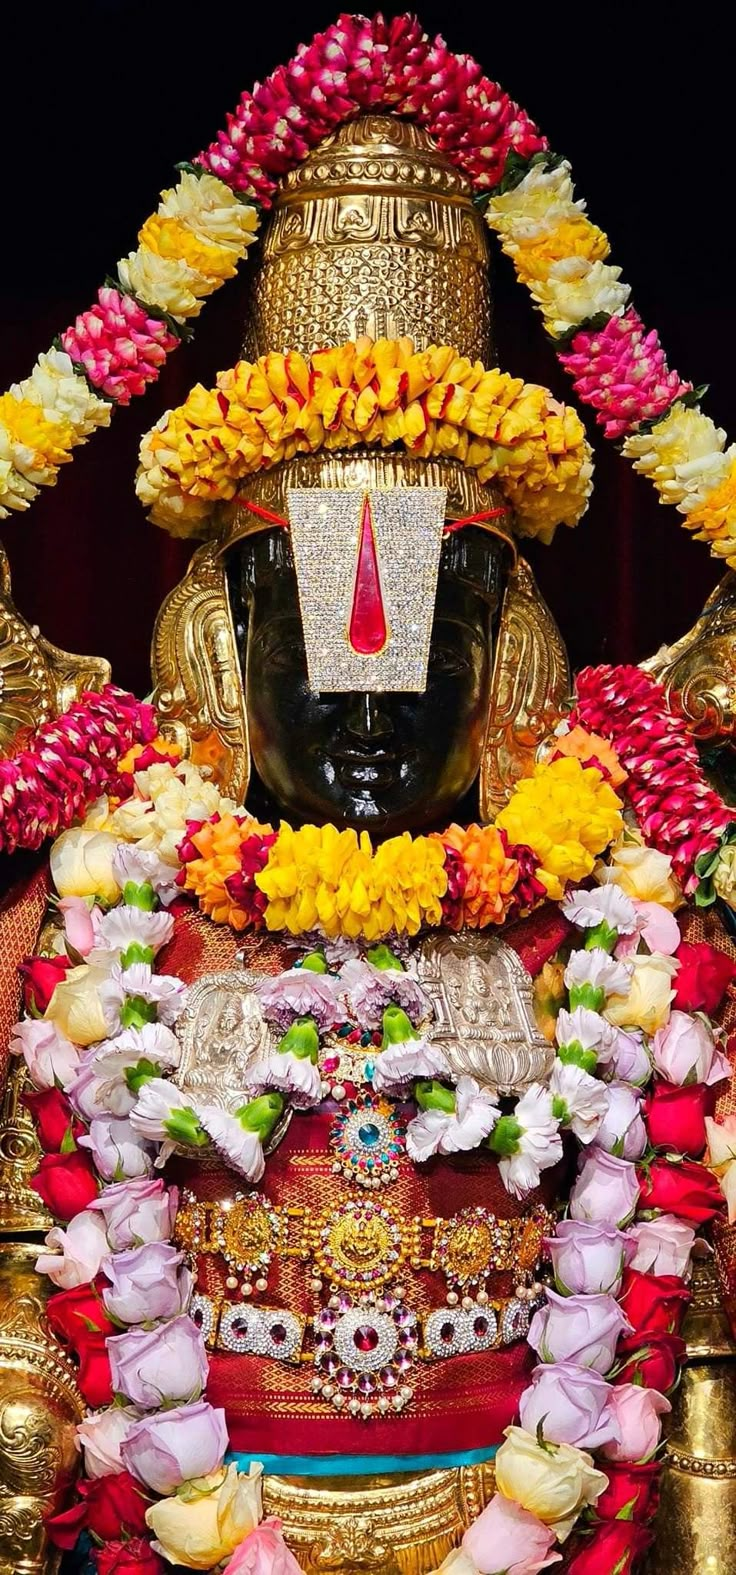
[262,1463,495,1574]
[648,1259,736,1574]
[0,1243,83,1575]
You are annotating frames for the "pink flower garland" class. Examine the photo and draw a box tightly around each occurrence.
[572,665,733,893]
[198,12,545,198]
[0,686,157,854]
[558,309,692,441]
[61,287,179,407]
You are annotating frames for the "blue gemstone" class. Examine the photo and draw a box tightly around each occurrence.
[358,1122,381,1147]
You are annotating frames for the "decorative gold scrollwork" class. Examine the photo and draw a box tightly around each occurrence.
[480,557,570,819]
[150,541,250,800]
[642,570,736,740]
[0,548,109,759]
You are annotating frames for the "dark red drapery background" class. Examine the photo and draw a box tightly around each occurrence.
[1,2,732,698]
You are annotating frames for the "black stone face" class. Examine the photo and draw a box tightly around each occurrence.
[231,525,506,835]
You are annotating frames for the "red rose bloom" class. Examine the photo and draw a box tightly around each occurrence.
[23,1087,84,1152]
[595,1459,661,1522]
[619,1266,690,1334]
[615,1330,686,1392]
[96,1537,165,1575]
[645,1080,714,1157]
[48,1470,151,1549]
[76,1332,114,1408]
[566,1521,653,1573]
[31,1150,98,1220]
[674,940,736,1015]
[21,954,72,1014]
[46,1278,113,1352]
[638,1156,725,1223]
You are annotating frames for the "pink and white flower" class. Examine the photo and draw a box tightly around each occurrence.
[570,1149,640,1226]
[652,1009,730,1087]
[544,1219,633,1297]
[601,1384,671,1462]
[563,949,631,1008]
[10,1018,80,1090]
[89,1175,178,1250]
[107,1315,208,1408]
[519,1362,620,1450]
[498,1085,564,1199]
[604,1027,652,1088]
[111,844,180,905]
[549,1061,609,1144]
[93,904,175,958]
[198,1105,266,1183]
[245,1050,322,1107]
[528,1289,632,1373]
[371,1036,450,1093]
[625,1215,696,1279]
[615,900,681,958]
[562,885,638,936]
[337,957,430,1030]
[256,969,338,1033]
[79,1116,155,1180]
[555,1007,616,1067]
[35,1210,109,1289]
[58,896,102,957]
[461,1491,561,1574]
[406,1077,499,1163]
[76,1405,138,1478]
[102,1241,193,1323]
[121,1400,228,1494]
[592,1082,647,1160]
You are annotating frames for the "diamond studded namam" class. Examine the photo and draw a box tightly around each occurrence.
[287,486,447,692]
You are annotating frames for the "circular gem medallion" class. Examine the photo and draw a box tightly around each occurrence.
[330,1093,404,1189]
[333,1307,399,1372]
[434,1207,508,1290]
[312,1291,418,1418]
[312,1198,407,1290]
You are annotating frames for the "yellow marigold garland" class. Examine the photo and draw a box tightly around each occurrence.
[136,337,593,545]
[174,754,623,940]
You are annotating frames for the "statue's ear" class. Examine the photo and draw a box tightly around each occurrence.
[479,557,570,821]
[150,542,250,802]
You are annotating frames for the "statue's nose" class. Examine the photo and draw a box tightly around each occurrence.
[345,693,395,745]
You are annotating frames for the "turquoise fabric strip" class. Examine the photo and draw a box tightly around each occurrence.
[227,1445,497,1476]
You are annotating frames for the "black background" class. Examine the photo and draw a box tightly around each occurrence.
[1,1,735,693]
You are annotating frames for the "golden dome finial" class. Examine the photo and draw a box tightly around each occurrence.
[243,114,492,362]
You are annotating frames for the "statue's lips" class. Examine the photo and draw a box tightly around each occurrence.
[324,746,406,792]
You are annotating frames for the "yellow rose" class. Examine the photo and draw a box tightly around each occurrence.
[45,964,110,1047]
[146,1463,262,1569]
[494,1426,606,1542]
[596,833,682,909]
[50,826,120,904]
[714,843,736,908]
[604,953,678,1034]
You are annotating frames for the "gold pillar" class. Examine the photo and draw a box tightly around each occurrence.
[649,1257,736,1574]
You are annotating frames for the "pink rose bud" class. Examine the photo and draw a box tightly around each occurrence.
[605,1027,652,1088]
[570,1149,640,1227]
[545,1219,634,1296]
[652,1010,730,1087]
[593,1083,647,1159]
[102,1241,193,1324]
[107,1315,208,1408]
[121,1400,228,1494]
[10,1017,80,1091]
[625,1215,696,1279]
[90,1177,178,1251]
[601,1383,671,1462]
[76,1405,138,1478]
[462,1490,561,1574]
[519,1362,620,1450]
[35,1211,109,1290]
[78,1117,155,1181]
[528,1289,632,1373]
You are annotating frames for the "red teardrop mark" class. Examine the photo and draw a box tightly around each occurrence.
[348,494,388,655]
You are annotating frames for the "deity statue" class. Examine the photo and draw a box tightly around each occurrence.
[1,38,736,1575]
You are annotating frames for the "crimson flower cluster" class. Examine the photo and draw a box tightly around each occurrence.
[0,688,156,855]
[198,11,546,198]
[572,665,733,892]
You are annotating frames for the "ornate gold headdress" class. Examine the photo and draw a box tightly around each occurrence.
[150,117,571,801]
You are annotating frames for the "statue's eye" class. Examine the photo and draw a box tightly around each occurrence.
[428,644,470,678]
